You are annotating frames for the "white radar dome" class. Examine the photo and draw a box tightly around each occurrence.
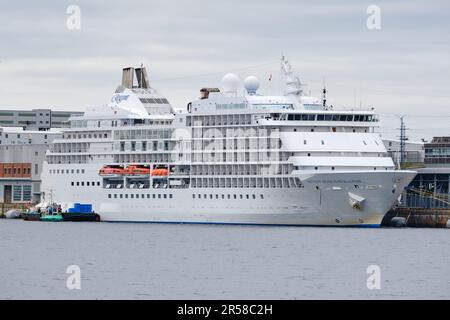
[244,76,260,95]
[222,73,240,93]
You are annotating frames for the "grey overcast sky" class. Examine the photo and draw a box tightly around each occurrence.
[0,0,449,140]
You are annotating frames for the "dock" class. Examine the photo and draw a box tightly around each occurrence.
[0,203,31,218]
[382,208,450,228]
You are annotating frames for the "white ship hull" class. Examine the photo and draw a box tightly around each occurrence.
[41,163,415,227]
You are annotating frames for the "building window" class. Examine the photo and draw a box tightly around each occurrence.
[34,164,38,175]
[13,186,22,202]
[23,186,31,201]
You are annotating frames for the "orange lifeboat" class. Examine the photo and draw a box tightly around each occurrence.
[99,166,125,177]
[125,165,151,176]
[151,168,169,176]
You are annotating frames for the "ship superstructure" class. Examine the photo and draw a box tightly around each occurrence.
[41,59,416,226]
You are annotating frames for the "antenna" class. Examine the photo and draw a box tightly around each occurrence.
[322,76,327,109]
[396,115,408,168]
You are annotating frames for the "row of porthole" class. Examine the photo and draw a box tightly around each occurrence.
[71,181,101,187]
[193,194,264,200]
[106,193,267,200]
[50,169,85,174]
[108,193,173,199]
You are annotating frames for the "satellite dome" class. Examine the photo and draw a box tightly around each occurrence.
[244,76,260,95]
[222,73,240,93]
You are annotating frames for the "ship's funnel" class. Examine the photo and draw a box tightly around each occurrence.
[122,67,134,89]
[135,67,150,89]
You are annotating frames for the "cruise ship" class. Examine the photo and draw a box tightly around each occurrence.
[40,58,416,226]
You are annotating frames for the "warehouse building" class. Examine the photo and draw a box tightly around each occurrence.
[403,137,450,209]
[0,127,62,203]
[0,109,83,130]
[382,138,425,164]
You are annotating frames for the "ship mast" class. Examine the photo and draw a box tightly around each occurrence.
[322,76,327,110]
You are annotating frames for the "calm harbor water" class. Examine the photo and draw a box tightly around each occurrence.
[0,219,448,299]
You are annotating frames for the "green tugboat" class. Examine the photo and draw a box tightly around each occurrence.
[24,202,100,222]
[39,203,63,222]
